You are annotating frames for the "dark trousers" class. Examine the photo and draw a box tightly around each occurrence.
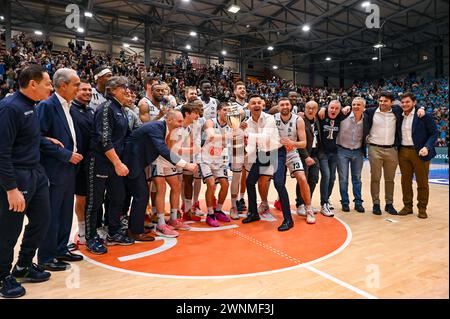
[38,168,76,264]
[84,153,125,240]
[246,151,276,216]
[296,155,320,207]
[0,168,50,279]
[126,171,150,234]
[319,151,338,205]
[273,149,293,223]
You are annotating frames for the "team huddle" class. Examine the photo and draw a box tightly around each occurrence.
[0,64,438,298]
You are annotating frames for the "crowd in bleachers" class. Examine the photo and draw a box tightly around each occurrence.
[1,32,448,146]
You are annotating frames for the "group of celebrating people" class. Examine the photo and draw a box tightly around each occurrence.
[0,62,439,298]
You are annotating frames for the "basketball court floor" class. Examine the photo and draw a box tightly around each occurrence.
[11,162,449,299]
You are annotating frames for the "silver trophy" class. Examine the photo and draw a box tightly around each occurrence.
[226,103,244,149]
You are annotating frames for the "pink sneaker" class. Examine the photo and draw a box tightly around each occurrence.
[167,218,191,231]
[206,215,220,227]
[214,211,230,222]
[258,203,274,219]
[155,224,179,238]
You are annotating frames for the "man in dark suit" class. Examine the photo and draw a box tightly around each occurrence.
[123,109,198,241]
[37,68,84,271]
[398,92,438,219]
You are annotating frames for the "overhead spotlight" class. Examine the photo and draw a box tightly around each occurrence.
[302,25,310,32]
[132,36,138,41]
[189,31,197,37]
[84,12,93,18]
[186,44,192,50]
[273,65,278,70]
[246,24,251,28]
[76,27,84,33]
[423,55,428,61]
[34,30,43,35]
[228,5,241,13]
[123,43,130,48]
[372,57,378,61]
[373,43,385,49]
[361,1,371,7]
[182,0,190,2]
[267,46,274,51]
[325,57,332,61]
[221,50,227,55]
[0,16,4,21]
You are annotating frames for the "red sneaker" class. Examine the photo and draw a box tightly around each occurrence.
[274,199,282,211]
[183,210,202,222]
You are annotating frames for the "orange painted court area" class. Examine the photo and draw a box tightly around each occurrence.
[79,202,349,277]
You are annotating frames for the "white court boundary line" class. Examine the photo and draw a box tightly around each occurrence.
[79,217,378,299]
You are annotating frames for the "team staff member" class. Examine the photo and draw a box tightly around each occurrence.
[398,92,438,219]
[123,110,198,241]
[37,68,84,271]
[0,65,53,298]
[84,76,134,255]
[70,80,94,246]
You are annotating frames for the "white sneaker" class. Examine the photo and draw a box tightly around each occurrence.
[96,226,108,240]
[306,210,316,224]
[328,202,335,210]
[296,204,306,217]
[312,207,319,214]
[321,204,334,217]
[258,203,275,220]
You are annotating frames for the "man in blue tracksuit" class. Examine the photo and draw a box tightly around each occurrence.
[0,65,53,298]
[84,76,134,255]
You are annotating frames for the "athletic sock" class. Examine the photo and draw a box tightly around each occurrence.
[78,221,86,237]
[185,199,192,212]
[170,209,178,221]
[157,213,166,226]
[216,203,223,211]
[231,198,237,209]
[207,207,214,216]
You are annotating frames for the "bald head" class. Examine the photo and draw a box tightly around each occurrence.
[305,101,319,121]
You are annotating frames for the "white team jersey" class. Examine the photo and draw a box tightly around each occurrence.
[201,97,219,120]
[143,96,162,121]
[201,118,230,165]
[274,113,299,155]
[89,88,106,111]
[292,105,298,114]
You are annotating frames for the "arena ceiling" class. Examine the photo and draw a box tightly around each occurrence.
[2,0,449,79]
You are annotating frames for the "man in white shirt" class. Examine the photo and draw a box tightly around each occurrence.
[199,79,219,120]
[37,68,84,270]
[364,91,425,215]
[241,94,281,224]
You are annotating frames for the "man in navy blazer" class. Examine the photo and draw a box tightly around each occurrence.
[398,92,438,219]
[36,68,84,271]
[123,109,198,241]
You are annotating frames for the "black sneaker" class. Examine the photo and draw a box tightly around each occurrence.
[86,237,108,255]
[0,276,26,298]
[372,204,382,215]
[355,204,365,213]
[385,204,398,215]
[237,198,247,212]
[342,203,350,212]
[106,233,135,246]
[12,263,51,283]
